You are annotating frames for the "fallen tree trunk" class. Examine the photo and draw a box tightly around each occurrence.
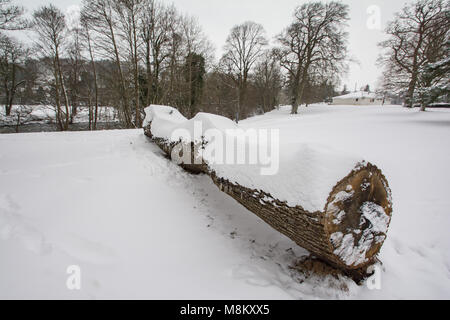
[143,105,393,280]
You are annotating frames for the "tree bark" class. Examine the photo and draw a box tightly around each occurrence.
[52,57,64,131]
[145,40,153,106]
[3,77,12,116]
[55,46,70,130]
[86,30,99,130]
[291,78,300,114]
[106,15,132,127]
[131,12,140,128]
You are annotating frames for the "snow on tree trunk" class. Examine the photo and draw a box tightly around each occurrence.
[143,105,393,279]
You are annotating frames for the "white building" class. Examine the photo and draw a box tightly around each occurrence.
[332,91,384,105]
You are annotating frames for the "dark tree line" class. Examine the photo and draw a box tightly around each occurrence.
[1,0,348,129]
[4,0,447,130]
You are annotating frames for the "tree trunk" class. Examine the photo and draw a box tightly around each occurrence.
[7,63,16,115]
[15,113,20,133]
[132,15,140,128]
[143,114,393,281]
[5,104,12,116]
[108,19,132,127]
[297,76,308,109]
[53,57,64,131]
[3,75,12,116]
[55,47,70,131]
[88,91,93,130]
[239,83,247,121]
[210,164,391,280]
[188,53,193,118]
[405,78,417,108]
[295,60,311,114]
[291,83,299,115]
[236,85,241,123]
[4,92,12,116]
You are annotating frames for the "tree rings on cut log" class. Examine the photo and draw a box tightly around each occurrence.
[324,163,392,270]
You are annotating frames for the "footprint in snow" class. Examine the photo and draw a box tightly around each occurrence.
[0,194,52,256]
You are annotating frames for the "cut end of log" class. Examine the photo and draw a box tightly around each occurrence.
[324,162,393,270]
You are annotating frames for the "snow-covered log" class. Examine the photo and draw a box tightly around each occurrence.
[143,105,393,278]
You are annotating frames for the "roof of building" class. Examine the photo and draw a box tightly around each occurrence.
[333,91,378,100]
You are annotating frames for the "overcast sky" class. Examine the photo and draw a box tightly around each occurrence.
[14,0,416,91]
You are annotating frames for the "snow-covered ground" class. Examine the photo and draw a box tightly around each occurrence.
[0,104,449,299]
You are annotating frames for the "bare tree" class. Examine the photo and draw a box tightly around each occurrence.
[0,0,27,30]
[0,34,26,116]
[220,21,267,122]
[33,5,71,131]
[164,7,183,108]
[81,0,133,127]
[181,15,213,118]
[275,1,349,114]
[253,50,283,113]
[115,0,144,127]
[80,13,100,129]
[0,0,305,127]
[379,0,449,109]
[67,27,84,124]
[0,0,27,116]
[140,0,171,106]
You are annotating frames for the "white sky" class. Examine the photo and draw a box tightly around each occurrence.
[14,0,415,91]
